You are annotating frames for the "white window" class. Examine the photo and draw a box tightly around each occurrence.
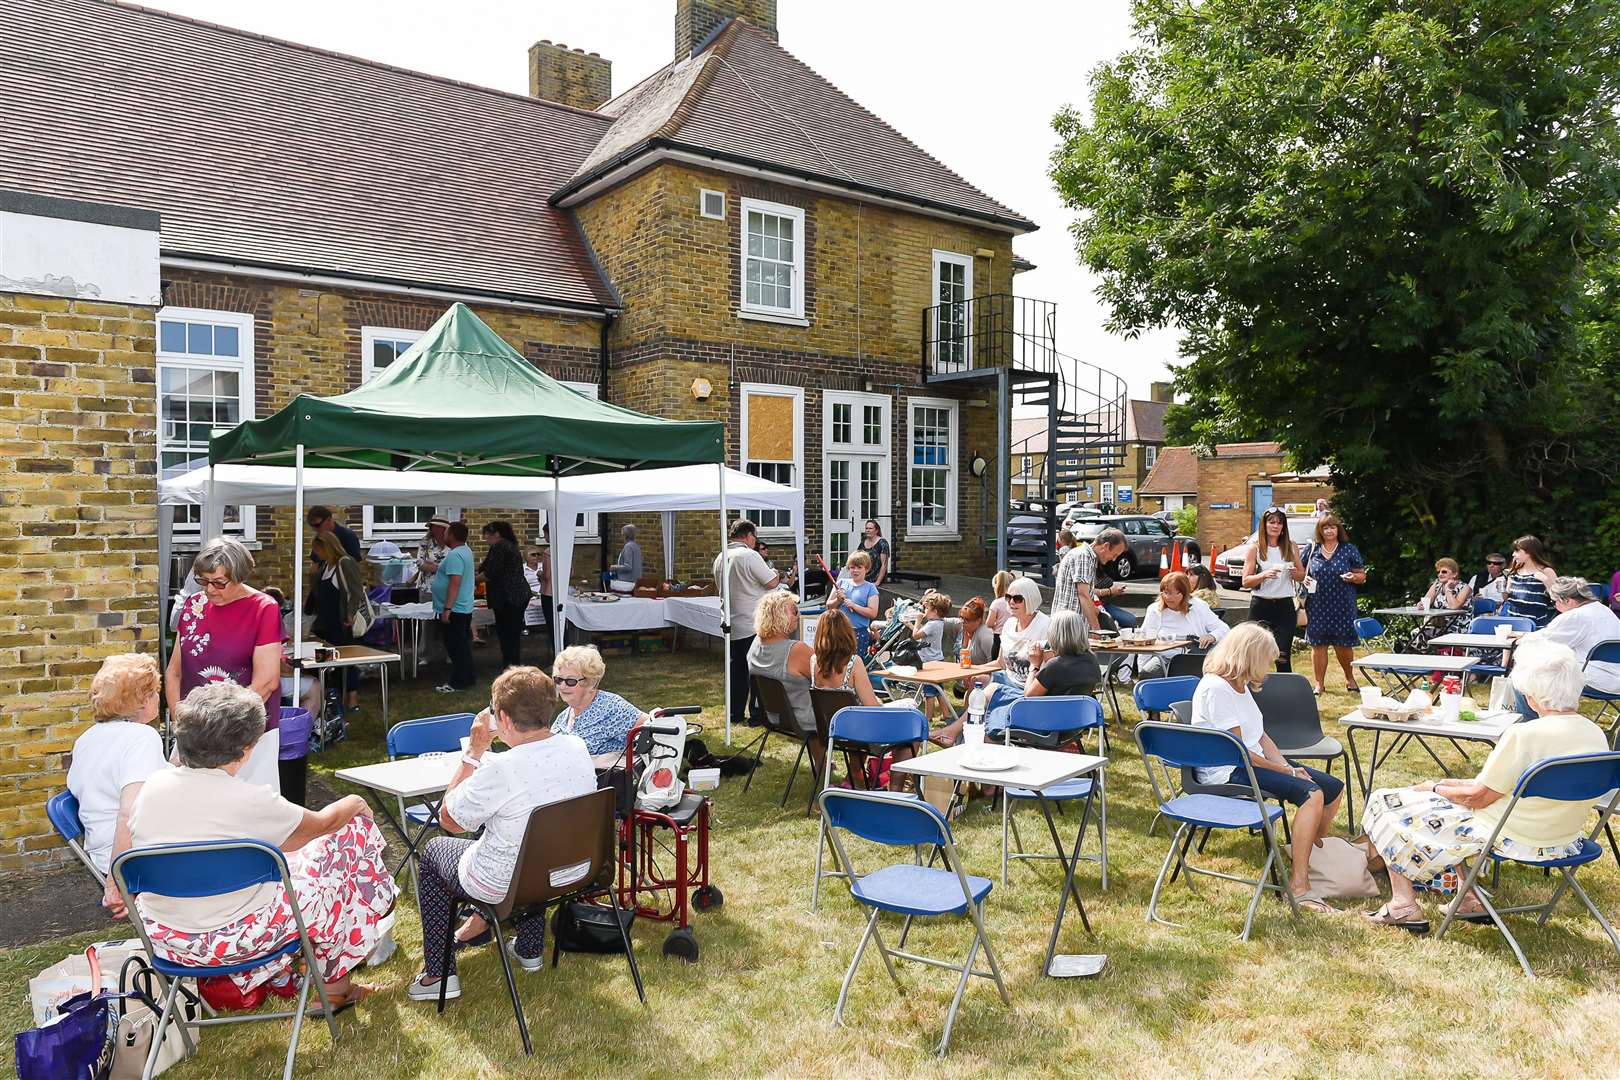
[823,391,891,566]
[157,307,255,539]
[701,189,726,220]
[931,250,973,370]
[1144,444,1158,469]
[907,398,958,537]
[1101,480,1115,504]
[739,197,805,319]
[740,383,803,533]
[359,327,433,540]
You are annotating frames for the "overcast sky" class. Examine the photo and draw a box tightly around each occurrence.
[155,0,1182,399]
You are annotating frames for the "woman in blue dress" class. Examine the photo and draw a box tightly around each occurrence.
[1500,534,1557,628]
[1301,514,1368,695]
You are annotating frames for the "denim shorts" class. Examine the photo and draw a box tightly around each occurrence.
[1249,761,1344,807]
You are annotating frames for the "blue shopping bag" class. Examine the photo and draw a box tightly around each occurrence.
[14,986,114,1080]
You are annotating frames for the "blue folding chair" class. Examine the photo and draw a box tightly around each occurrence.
[1590,582,1612,604]
[1471,596,1499,616]
[385,713,476,887]
[1436,752,1620,977]
[47,790,105,886]
[1133,677,1201,835]
[811,705,929,912]
[1579,640,1620,744]
[1134,721,1299,941]
[1354,616,1387,651]
[111,839,340,1080]
[818,788,1008,1056]
[1466,615,1535,685]
[998,696,1108,889]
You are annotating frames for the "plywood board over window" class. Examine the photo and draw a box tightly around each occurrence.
[746,391,795,461]
[740,384,803,532]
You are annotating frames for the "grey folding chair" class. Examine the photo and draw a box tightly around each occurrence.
[1436,751,1620,977]
[819,787,1008,1056]
[1254,672,1354,830]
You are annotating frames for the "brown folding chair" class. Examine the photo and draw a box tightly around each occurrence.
[750,675,816,805]
[810,686,860,804]
[435,787,644,1055]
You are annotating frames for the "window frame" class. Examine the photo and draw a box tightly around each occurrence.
[156,306,256,541]
[700,188,726,220]
[738,382,804,537]
[1101,480,1115,504]
[905,396,959,540]
[738,196,806,320]
[359,326,435,541]
[931,249,974,369]
[1144,444,1158,469]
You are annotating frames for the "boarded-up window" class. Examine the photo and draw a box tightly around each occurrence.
[741,385,801,530]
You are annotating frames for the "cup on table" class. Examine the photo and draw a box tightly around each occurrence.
[963,721,986,751]
[1494,624,1512,639]
[1359,685,1379,710]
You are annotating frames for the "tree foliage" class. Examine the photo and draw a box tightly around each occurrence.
[1053,0,1620,592]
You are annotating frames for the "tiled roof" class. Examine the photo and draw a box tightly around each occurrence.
[562,19,1035,231]
[1139,445,1197,495]
[1212,441,1283,458]
[1129,399,1169,444]
[1,0,619,310]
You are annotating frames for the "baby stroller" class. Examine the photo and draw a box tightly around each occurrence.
[611,706,721,961]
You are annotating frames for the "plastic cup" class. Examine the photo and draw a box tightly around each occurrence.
[1359,686,1379,709]
[963,722,986,751]
[1494,624,1512,639]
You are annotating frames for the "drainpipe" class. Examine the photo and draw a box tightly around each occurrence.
[598,315,614,582]
[997,368,1009,573]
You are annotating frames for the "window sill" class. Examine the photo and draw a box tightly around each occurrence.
[736,309,809,327]
[903,531,960,543]
[170,538,263,551]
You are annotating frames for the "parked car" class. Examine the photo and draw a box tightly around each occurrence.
[1067,514,1185,579]
[1058,502,1101,523]
[1212,513,1318,589]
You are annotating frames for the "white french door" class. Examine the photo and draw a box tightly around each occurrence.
[823,391,891,568]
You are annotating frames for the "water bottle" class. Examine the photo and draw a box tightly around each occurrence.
[963,686,987,751]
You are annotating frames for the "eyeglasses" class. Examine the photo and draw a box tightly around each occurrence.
[1487,560,1506,567]
[554,676,588,687]
[1007,595,1025,605]
[199,575,232,591]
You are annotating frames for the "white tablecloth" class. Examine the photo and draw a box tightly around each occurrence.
[665,595,723,637]
[381,602,495,627]
[565,595,669,633]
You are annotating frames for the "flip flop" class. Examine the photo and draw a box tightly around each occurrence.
[1363,902,1429,934]
[1445,898,1493,924]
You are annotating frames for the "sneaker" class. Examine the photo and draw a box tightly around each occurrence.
[507,938,544,973]
[435,684,457,694]
[406,973,460,1001]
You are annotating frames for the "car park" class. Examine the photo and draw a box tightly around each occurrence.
[1212,513,1318,588]
[1066,513,1184,579]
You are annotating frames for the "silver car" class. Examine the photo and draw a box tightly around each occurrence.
[1068,514,1181,579]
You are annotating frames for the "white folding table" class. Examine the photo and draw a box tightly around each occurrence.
[293,644,401,750]
[1352,652,1478,696]
[334,752,469,891]
[892,744,1107,977]
[1340,708,1517,797]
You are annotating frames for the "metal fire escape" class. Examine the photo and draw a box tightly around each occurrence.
[922,295,1127,582]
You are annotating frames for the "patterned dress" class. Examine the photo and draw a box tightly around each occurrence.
[1412,578,1473,650]
[1502,571,1555,628]
[1303,542,1364,647]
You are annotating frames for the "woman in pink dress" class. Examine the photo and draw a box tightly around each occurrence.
[165,537,282,731]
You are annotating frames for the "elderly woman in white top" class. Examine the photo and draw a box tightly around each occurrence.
[66,654,169,916]
[1137,571,1228,678]
[993,576,1051,691]
[1363,640,1610,931]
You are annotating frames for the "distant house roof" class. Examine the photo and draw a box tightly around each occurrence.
[1129,399,1169,444]
[1139,445,1197,495]
[1,0,622,311]
[1210,441,1284,459]
[557,19,1036,231]
[1010,416,1048,454]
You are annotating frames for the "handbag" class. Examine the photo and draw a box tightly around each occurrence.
[347,563,379,638]
[109,957,199,1080]
[16,946,115,1080]
[552,901,635,954]
[1306,836,1380,899]
[1294,543,1312,628]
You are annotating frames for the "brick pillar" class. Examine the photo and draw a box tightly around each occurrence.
[675,0,778,58]
[528,40,611,112]
[0,191,160,873]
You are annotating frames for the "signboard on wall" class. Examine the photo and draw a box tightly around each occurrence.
[1117,486,1133,504]
[1210,502,1236,510]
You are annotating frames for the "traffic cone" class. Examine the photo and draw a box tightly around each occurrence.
[1169,538,1184,574]
[1158,548,1170,579]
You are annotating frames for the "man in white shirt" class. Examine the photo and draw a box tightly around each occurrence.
[712,519,780,728]
[1513,576,1620,718]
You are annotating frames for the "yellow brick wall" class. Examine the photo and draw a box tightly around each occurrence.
[1196,451,1333,551]
[0,292,158,872]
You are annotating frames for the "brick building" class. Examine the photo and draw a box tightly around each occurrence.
[1189,442,1334,550]
[1009,383,1172,510]
[1138,444,1197,512]
[0,0,1069,868]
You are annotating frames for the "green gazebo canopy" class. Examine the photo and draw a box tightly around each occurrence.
[208,303,723,475]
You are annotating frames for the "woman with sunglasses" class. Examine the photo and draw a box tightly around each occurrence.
[165,536,283,733]
[550,644,649,758]
[1241,507,1304,672]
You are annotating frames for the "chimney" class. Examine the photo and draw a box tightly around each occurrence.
[674,0,778,59]
[528,40,612,112]
[1149,381,1174,403]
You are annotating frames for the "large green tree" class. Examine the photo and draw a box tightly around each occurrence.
[1053,0,1620,589]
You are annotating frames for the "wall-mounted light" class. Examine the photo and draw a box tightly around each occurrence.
[970,454,988,478]
[691,377,713,401]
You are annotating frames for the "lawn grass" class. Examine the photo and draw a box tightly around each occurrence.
[7,641,1620,1078]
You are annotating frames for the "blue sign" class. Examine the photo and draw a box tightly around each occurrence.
[1117,486,1133,504]
[1210,502,1236,509]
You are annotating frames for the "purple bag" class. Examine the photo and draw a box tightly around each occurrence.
[14,987,113,1080]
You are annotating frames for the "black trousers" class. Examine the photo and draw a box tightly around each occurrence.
[445,611,476,689]
[1248,595,1297,672]
[729,633,762,725]
[491,603,524,670]
[418,836,545,977]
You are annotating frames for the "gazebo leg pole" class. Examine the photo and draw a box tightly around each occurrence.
[719,462,730,745]
[293,444,305,665]
[551,466,563,658]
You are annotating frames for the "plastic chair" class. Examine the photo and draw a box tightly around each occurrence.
[807,687,857,814]
[1590,582,1612,604]
[111,839,339,1080]
[433,787,643,1054]
[1579,640,1620,742]
[1133,676,1202,834]
[385,713,475,889]
[818,788,1008,1056]
[47,790,105,886]
[1436,752,1620,977]
[1354,617,1387,650]
[811,705,929,912]
[1166,652,1206,679]
[1254,672,1353,830]
[749,675,816,806]
[997,696,1108,888]
[1134,721,1299,941]
[1471,597,1499,616]
[1466,615,1535,682]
